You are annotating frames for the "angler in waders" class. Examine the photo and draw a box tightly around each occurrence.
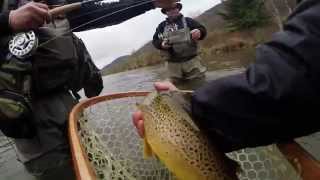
[135,0,320,153]
[153,3,207,86]
[0,0,178,179]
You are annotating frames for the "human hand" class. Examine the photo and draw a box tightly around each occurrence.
[133,82,177,137]
[153,0,180,9]
[190,29,201,41]
[161,39,171,49]
[153,81,178,91]
[9,2,50,32]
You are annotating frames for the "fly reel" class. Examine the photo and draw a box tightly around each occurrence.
[7,1,84,59]
[8,31,38,59]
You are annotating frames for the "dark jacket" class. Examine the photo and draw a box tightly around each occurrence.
[152,14,207,60]
[191,0,320,153]
[66,0,155,32]
[0,0,155,34]
[0,0,156,163]
[0,0,155,94]
[0,12,10,34]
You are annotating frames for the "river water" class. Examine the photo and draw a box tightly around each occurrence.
[96,65,244,94]
[0,65,319,180]
[78,65,319,180]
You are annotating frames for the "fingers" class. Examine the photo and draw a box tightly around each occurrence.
[133,111,142,128]
[10,2,51,31]
[161,41,167,47]
[31,3,50,23]
[155,82,170,91]
[133,81,177,139]
[154,81,177,91]
[137,120,145,138]
[191,30,201,40]
[190,29,198,33]
[31,13,45,26]
[133,111,144,137]
[192,33,200,40]
[33,2,49,11]
[161,41,171,49]
[24,2,50,26]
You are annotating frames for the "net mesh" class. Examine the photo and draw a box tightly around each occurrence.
[78,97,175,180]
[77,96,301,180]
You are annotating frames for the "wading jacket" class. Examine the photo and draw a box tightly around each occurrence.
[0,0,156,33]
[191,0,320,152]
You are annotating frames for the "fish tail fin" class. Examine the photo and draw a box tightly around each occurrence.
[143,138,154,158]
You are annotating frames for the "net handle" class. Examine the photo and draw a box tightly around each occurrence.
[68,91,150,180]
[277,142,320,179]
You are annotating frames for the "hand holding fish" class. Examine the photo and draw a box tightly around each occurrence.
[133,81,177,137]
[134,81,240,180]
[9,2,50,32]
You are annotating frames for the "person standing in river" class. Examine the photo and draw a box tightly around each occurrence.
[152,3,207,85]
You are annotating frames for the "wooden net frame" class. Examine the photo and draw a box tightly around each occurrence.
[69,92,320,180]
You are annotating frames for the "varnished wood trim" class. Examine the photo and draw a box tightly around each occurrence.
[69,91,320,179]
[68,92,150,180]
[277,142,320,180]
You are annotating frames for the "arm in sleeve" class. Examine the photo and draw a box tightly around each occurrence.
[152,22,165,50]
[191,0,320,152]
[186,17,207,40]
[67,0,155,32]
[0,11,12,35]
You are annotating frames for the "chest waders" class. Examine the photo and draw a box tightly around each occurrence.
[164,17,198,59]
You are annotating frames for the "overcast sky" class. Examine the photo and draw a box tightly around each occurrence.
[75,0,220,68]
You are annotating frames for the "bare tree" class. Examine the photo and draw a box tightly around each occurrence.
[284,0,293,14]
[264,0,283,30]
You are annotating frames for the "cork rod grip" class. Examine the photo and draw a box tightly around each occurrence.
[49,2,82,18]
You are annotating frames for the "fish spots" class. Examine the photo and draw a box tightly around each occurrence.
[142,92,238,179]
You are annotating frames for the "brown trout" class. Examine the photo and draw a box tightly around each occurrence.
[137,91,240,180]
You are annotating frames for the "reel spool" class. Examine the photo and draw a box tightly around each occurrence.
[9,31,38,59]
[7,1,84,59]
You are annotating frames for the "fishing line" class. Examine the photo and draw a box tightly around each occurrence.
[38,0,155,48]
[68,0,150,22]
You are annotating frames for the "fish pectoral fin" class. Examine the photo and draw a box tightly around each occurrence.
[143,138,154,158]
